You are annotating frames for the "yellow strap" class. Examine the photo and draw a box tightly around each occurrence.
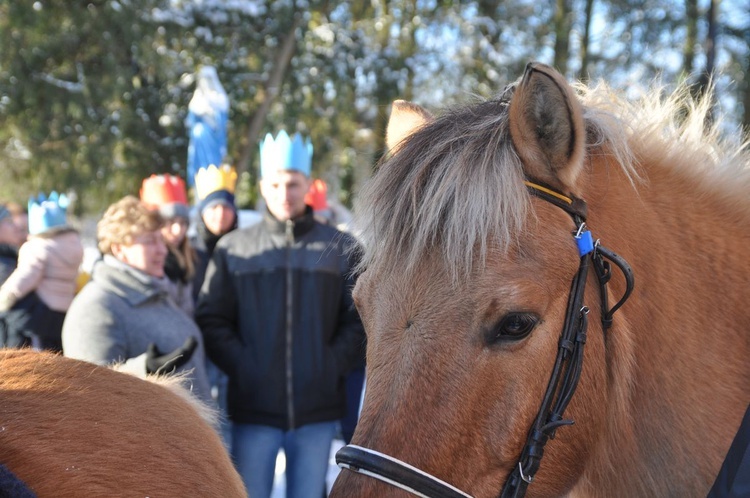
[523,181,573,205]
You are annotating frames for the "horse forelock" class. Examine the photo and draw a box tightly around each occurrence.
[354,99,529,281]
[354,79,749,282]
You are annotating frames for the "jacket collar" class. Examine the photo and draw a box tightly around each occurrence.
[262,205,316,238]
[94,255,167,306]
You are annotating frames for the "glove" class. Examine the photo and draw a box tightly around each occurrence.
[145,336,198,375]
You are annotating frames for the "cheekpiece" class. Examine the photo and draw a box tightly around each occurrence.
[140,174,188,208]
[259,130,313,178]
[194,164,238,201]
[28,191,69,235]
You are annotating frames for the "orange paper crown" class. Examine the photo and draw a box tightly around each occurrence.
[194,164,238,201]
[140,174,188,208]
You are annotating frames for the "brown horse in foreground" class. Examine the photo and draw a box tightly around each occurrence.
[0,349,246,497]
[331,63,750,497]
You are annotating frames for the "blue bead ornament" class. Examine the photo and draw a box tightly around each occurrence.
[575,230,595,257]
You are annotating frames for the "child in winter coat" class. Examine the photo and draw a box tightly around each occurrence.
[0,193,83,351]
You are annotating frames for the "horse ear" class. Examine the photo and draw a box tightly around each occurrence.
[508,62,586,191]
[386,100,434,153]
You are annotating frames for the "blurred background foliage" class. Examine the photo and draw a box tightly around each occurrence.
[0,0,747,215]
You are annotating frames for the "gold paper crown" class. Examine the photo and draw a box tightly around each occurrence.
[194,164,238,201]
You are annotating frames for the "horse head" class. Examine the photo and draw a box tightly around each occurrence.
[331,62,750,497]
[333,63,615,496]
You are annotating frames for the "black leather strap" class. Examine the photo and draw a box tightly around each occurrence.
[500,252,592,498]
[524,180,588,221]
[336,445,472,498]
[593,244,635,329]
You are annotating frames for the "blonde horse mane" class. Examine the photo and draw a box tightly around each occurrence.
[123,368,221,429]
[353,78,749,281]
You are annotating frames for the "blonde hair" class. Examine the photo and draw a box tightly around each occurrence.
[97,195,163,255]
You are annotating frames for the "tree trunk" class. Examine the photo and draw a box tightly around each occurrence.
[235,15,301,177]
[682,0,698,77]
[696,0,717,96]
[578,0,595,81]
[744,26,750,132]
[553,0,572,75]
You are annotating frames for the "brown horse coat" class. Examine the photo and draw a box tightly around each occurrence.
[0,349,246,497]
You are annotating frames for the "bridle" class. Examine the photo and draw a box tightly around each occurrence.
[336,180,635,498]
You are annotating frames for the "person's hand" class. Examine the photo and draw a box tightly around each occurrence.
[145,337,198,375]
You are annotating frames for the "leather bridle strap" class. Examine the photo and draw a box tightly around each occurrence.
[499,231,592,498]
[524,180,634,330]
[336,445,472,498]
[500,181,634,498]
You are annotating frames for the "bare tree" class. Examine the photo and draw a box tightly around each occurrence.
[744,28,750,131]
[553,0,573,74]
[577,0,595,81]
[682,0,699,77]
[236,15,301,177]
[696,0,718,92]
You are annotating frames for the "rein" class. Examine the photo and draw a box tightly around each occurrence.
[336,180,635,498]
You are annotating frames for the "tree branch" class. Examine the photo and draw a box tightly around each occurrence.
[236,14,301,177]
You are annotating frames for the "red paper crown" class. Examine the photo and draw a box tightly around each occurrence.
[140,174,188,208]
[305,179,329,211]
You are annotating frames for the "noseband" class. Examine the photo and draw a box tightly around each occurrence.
[336,180,635,497]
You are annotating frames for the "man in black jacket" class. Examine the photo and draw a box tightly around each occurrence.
[196,130,365,498]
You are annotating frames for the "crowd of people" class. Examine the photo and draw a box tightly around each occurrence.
[0,129,367,498]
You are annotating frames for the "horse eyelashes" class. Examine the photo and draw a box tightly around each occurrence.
[486,312,539,344]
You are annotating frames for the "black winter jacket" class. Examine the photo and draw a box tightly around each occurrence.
[189,212,238,305]
[0,244,18,286]
[195,207,365,430]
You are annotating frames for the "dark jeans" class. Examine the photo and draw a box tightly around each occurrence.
[0,292,65,352]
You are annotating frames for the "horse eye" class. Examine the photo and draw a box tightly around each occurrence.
[487,313,539,344]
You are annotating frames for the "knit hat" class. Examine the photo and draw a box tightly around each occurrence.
[199,189,236,212]
[259,130,313,179]
[140,174,190,219]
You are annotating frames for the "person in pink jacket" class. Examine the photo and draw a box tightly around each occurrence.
[0,192,83,351]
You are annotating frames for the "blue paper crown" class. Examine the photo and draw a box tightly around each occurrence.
[28,191,69,235]
[259,130,313,178]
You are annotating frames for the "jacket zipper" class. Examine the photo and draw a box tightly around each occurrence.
[285,219,295,430]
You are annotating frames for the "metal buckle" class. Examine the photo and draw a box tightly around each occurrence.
[518,462,533,484]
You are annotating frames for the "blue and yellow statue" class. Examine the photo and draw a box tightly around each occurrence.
[186,66,229,187]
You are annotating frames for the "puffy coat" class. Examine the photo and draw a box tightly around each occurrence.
[196,207,365,430]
